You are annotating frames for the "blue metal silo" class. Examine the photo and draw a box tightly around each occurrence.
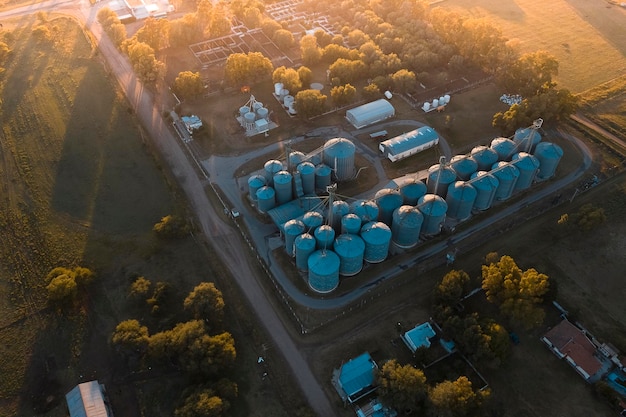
[470,146,499,171]
[391,205,423,249]
[469,171,499,211]
[450,155,478,181]
[314,224,336,250]
[514,127,542,153]
[400,179,427,205]
[247,174,266,201]
[533,142,563,179]
[264,159,283,185]
[490,137,518,161]
[360,221,392,263]
[446,181,477,221]
[427,164,457,198]
[315,164,332,191]
[375,188,404,226]
[323,138,356,181]
[288,151,305,169]
[330,200,350,231]
[490,162,520,200]
[308,250,340,293]
[273,170,293,205]
[417,194,447,236]
[256,186,276,213]
[302,211,324,232]
[333,234,365,276]
[350,200,379,223]
[512,152,540,191]
[297,161,316,195]
[341,213,362,235]
[294,233,316,270]
[283,219,305,256]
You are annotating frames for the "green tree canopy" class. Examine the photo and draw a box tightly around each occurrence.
[377,359,427,412]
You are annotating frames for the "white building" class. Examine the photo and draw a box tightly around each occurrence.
[345,99,395,129]
[379,126,439,162]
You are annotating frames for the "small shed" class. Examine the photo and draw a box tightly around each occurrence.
[181,115,203,133]
[332,352,378,404]
[346,99,395,129]
[379,126,439,162]
[402,322,436,352]
[65,380,112,417]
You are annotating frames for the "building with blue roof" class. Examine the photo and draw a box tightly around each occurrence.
[332,352,378,404]
[346,99,395,129]
[402,322,436,352]
[379,126,439,162]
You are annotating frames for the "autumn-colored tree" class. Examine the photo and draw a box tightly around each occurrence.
[362,83,381,101]
[377,359,427,412]
[272,29,294,50]
[112,319,150,355]
[434,269,471,306]
[300,35,321,66]
[175,386,228,417]
[184,282,225,326]
[429,376,486,417]
[122,39,164,83]
[174,71,204,100]
[391,69,416,93]
[294,89,327,119]
[330,83,356,108]
[134,17,170,51]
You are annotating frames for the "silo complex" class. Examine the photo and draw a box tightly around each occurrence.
[297,162,316,195]
[333,234,365,276]
[247,175,266,201]
[360,221,392,263]
[533,142,563,179]
[351,200,379,223]
[283,219,305,256]
[264,159,283,185]
[391,206,423,248]
[470,146,499,171]
[273,170,293,205]
[491,162,520,200]
[341,214,362,235]
[511,152,540,190]
[294,233,316,270]
[470,171,499,211]
[314,225,335,250]
[418,194,447,236]
[450,155,478,181]
[256,186,276,213]
[303,211,324,231]
[427,164,457,198]
[490,137,518,161]
[375,188,404,226]
[315,164,332,191]
[446,181,477,221]
[514,127,542,153]
[308,250,340,293]
[399,179,427,205]
[323,138,355,181]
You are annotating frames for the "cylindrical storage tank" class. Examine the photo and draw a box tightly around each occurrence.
[360,221,392,263]
[491,137,517,161]
[330,200,350,231]
[294,233,316,271]
[283,219,305,256]
[274,82,283,96]
[302,211,324,232]
[315,164,332,191]
[314,224,335,250]
[446,181,477,221]
[427,164,457,198]
[334,234,365,276]
[514,127,542,153]
[443,94,450,104]
[239,105,250,117]
[350,200,379,223]
[450,155,478,181]
[323,138,355,181]
[308,250,340,293]
[288,151,305,169]
[375,188,403,226]
[297,161,316,195]
[283,95,294,108]
[511,152,540,191]
[423,102,431,112]
[341,213,362,235]
[247,174,266,201]
[280,88,289,101]
[256,186,276,213]
[439,96,446,105]
[432,98,439,107]
[252,101,263,111]
[469,171,499,211]
[470,146,499,171]
[243,111,256,127]
[273,170,293,205]
[490,162,520,201]
[391,205,423,249]
[418,194,447,236]
[264,159,283,185]
[256,107,269,121]
[534,142,563,180]
[400,179,427,205]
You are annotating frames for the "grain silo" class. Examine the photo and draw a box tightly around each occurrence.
[341,213,362,235]
[533,142,563,179]
[243,111,256,130]
[294,233,316,270]
[273,170,293,205]
[470,146,499,171]
[333,234,366,276]
[350,200,379,223]
[323,138,356,181]
[283,219,305,256]
[375,188,404,226]
[469,171,499,211]
[308,250,340,293]
[302,211,324,232]
[360,221,392,263]
[446,181,477,221]
[490,137,518,161]
[514,127,542,153]
[490,162,520,201]
[330,200,350,231]
[399,179,427,205]
[239,105,250,117]
[264,159,283,185]
[288,151,306,169]
[256,186,276,213]
[256,107,269,121]
[314,224,335,250]
[315,164,332,191]
[418,194,447,236]
[391,205,423,249]
[511,152,540,191]
[247,174,266,201]
[296,162,316,195]
[427,163,457,198]
[450,155,478,181]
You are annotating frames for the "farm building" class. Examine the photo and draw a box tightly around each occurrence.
[346,99,395,129]
[402,322,436,352]
[181,115,203,133]
[332,352,378,404]
[66,380,112,417]
[379,126,439,162]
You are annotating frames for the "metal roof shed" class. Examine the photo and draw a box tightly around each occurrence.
[346,99,395,129]
[379,126,439,162]
[402,322,436,352]
[66,381,111,417]
[334,352,378,404]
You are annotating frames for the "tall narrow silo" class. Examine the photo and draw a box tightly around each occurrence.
[511,152,540,191]
[350,200,379,223]
[314,225,335,250]
[283,219,305,256]
[490,162,520,201]
[341,213,362,235]
[490,137,518,161]
[294,233,316,270]
[360,221,392,263]
[469,171,499,211]
[288,151,305,169]
[264,160,283,185]
[315,164,332,191]
[470,146,499,171]
[323,138,355,181]
[256,186,276,213]
[273,170,293,205]
[446,181,477,221]
[308,250,340,293]
[418,194,447,236]
[400,179,427,205]
[514,127,542,153]
[247,174,266,201]
[375,188,404,226]
[450,155,478,181]
[333,234,365,276]
[533,142,563,179]
[302,211,324,232]
[427,164,457,198]
[297,162,316,195]
[391,206,423,249]
[330,200,350,231]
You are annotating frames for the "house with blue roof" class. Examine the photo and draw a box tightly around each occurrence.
[332,352,378,404]
[402,322,436,352]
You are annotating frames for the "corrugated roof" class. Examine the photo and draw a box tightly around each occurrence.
[543,320,603,378]
[339,353,377,398]
[66,381,110,417]
[403,322,436,352]
[346,99,395,128]
[381,127,438,156]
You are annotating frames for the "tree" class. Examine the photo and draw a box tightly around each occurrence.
[434,270,471,306]
[429,376,482,417]
[153,214,189,239]
[279,67,302,93]
[272,29,294,50]
[362,83,381,101]
[180,331,236,376]
[134,17,170,51]
[169,14,201,47]
[184,282,225,326]
[130,276,152,298]
[46,274,78,306]
[328,58,366,84]
[123,39,164,83]
[294,89,327,119]
[391,69,416,93]
[573,203,606,231]
[330,84,356,108]
[112,319,150,355]
[299,35,321,66]
[175,387,228,417]
[297,66,313,88]
[224,52,273,87]
[321,44,353,64]
[174,71,204,100]
[377,359,427,413]
[496,51,559,97]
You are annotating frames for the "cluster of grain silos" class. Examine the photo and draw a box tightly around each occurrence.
[239,96,271,132]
